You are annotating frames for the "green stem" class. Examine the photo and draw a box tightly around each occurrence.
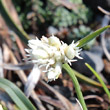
[85,63,110,101]
[63,63,87,110]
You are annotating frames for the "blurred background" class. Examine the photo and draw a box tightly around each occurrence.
[0,0,110,110]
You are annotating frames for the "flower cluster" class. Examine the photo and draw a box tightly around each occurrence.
[25,35,82,82]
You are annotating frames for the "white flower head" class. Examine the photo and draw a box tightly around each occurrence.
[25,35,82,82]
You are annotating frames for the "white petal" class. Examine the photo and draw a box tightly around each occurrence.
[48,35,61,49]
[32,49,49,59]
[41,36,49,43]
[65,46,75,59]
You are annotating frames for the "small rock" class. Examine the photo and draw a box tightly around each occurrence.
[48,26,58,35]
[90,45,104,57]
[72,51,104,76]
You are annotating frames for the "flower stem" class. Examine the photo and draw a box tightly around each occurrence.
[63,63,87,110]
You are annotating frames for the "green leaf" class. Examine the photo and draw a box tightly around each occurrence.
[0,82,28,110]
[72,68,110,89]
[63,63,87,110]
[0,78,36,110]
[0,0,30,44]
[77,25,110,47]
[85,63,110,101]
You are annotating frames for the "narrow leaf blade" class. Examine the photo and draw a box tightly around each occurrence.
[0,82,28,110]
[0,0,30,43]
[77,25,110,48]
[0,78,36,110]
[85,63,110,101]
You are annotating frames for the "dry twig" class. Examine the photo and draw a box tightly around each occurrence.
[98,6,110,61]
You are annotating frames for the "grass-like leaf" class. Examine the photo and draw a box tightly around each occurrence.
[63,63,87,110]
[0,0,30,43]
[77,25,110,48]
[0,82,28,110]
[85,63,110,101]
[0,78,36,110]
[72,68,110,89]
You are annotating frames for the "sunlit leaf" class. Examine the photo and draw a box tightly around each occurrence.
[0,78,36,110]
[77,25,110,47]
[72,68,110,89]
[85,63,110,101]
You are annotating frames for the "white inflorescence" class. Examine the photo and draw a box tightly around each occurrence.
[25,35,82,82]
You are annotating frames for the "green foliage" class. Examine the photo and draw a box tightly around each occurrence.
[73,25,95,49]
[69,0,82,4]
[69,25,91,40]
[74,25,91,38]
[53,2,92,28]
[1,0,110,108]
[63,63,87,110]
[12,0,32,30]
[12,0,93,47]
[77,25,110,47]
[0,0,29,44]
[12,0,92,28]
[63,26,110,110]
[85,63,110,101]
[0,78,36,110]
[68,25,94,49]
[53,7,74,27]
